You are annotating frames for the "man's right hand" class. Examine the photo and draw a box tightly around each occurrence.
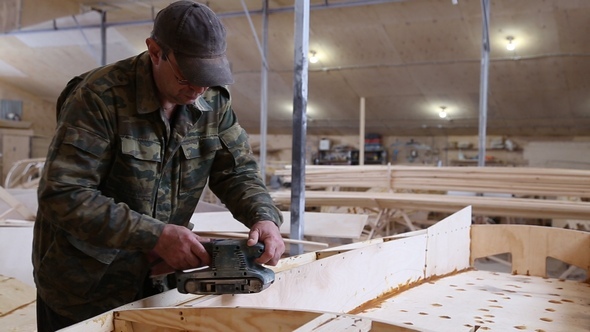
[152,224,211,272]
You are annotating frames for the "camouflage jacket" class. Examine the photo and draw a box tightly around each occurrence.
[32,52,283,321]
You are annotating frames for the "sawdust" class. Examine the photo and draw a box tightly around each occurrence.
[347,267,474,315]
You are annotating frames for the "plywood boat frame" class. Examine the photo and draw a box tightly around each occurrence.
[60,206,589,331]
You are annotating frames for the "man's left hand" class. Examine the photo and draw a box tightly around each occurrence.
[248,220,285,266]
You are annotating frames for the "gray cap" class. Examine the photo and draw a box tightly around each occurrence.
[153,1,234,87]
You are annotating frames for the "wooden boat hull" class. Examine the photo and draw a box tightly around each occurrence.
[60,206,589,331]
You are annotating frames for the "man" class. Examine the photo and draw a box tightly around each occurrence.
[32,1,285,330]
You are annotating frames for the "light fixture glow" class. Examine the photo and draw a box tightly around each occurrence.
[506,36,516,51]
[309,50,319,63]
[438,106,447,119]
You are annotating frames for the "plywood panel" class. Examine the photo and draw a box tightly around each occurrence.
[358,270,590,332]
[470,224,590,277]
[426,206,471,277]
[187,234,428,312]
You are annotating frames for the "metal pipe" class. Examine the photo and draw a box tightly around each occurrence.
[359,97,365,166]
[289,0,310,256]
[4,0,406,35]
[259,0,269,182]
[477,0,490,167]
[100,10,106,66]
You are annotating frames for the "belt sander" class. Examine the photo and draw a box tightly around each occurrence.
[176,239,275,295]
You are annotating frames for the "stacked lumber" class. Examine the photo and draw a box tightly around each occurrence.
[271,165,590,223]
[275,165,590,197]
[271,190,590,221]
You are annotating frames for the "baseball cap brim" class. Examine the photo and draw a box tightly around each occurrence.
[176,53,234,87]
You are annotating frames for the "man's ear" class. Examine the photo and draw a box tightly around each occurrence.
[146,38,161,64]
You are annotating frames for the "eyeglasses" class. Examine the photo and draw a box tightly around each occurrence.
[164,57,191,86]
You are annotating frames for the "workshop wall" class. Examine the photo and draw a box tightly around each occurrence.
[0,84,56,158]
[250,134,590,170]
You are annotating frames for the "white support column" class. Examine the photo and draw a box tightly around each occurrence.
[359,97,365,166]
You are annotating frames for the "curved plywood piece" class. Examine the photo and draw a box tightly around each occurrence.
[470,224,590,277]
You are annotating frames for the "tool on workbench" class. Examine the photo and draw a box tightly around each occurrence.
[176,238,275,295]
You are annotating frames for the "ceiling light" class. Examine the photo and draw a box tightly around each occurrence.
[309,50,319,64]
[438,106,447,119]
[506,36,516,51]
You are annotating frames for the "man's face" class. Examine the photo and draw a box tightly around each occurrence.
[164,53,209,105]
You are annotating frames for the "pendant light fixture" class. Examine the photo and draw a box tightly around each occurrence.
[506,36,516,51]
[439,106,447,119]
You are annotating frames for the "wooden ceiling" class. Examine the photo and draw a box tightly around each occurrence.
[1,0,589,137]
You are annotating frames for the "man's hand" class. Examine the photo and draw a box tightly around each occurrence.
[152,224,211,273]
[247,220,285,266]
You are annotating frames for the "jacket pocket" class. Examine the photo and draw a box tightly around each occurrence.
[66,233,119,264]
[37,234,116,299]
[107,136,161,201]
[121,136,161,162]
[219,124,253,170]
[63,126,109,158]
[179,136,222,193]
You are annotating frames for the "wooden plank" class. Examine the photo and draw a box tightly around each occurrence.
[115,307,320,331]
[0,186,34,221]
[0,301,36,332]
[275,165,590,197]
[470,225,590,277]
[195,231,329,249]
[0,275,36,332]
[0,275,35,316]
[113,307,416,332]
[191,211,368,239]
[272,190,590,220]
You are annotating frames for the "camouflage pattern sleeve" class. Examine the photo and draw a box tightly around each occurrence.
[206,97,283,229]
[37,83,164,252]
